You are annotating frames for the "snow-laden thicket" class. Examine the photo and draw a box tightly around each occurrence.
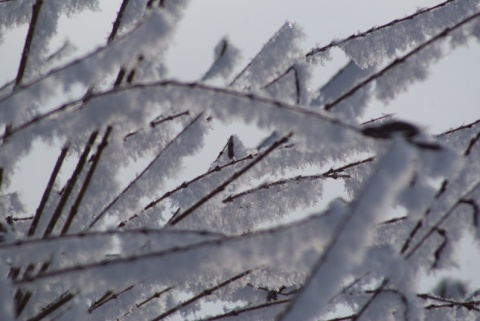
[0,0,480,320]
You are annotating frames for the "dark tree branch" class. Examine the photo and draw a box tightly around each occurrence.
[43,131,99,237]
[197,299,290,321]
[26,290,78,321]
[306,0,457,58]
[88,284,136,313]
[87,113,203,230]
[418,293,480,312]
[28,145,69,236]
[262,65,302,104]
[151,269,256,321]
[405,179,480,260]
[15,0,43,88]
[436,119,480,137]
[223,156,373,204]
[351,279,389,321]
[108,0,131,44]
[123,110,190,141]
[459,199,479,227]
[117,286,173,320]
[61,126,112,235]
[324,11,480,111]
[431,228,448,269]
[229,23,290,87]
[167,132,293,226]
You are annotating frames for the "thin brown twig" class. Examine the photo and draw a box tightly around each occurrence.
[26,290,79,321]
[151,269,256,321]
[118,152,257,227]
[167,132,293,226]
[61,127,112,234]
[43,131,99,237]
[15,0,43,88]
[117,286,173,320]
[86,113,204,230]
[197,299,290,321]
[108,0,131,44]
[306,0,457,58]
[401,127,480,254]
[324,10,480,111]
[28,145,69,236]
[418,293,480,312]
[123,110,190,141]
[436,119,480,137]
[405,179,480,260]
[88,284,136,313]
[229,23,291,87]
[223,156,374,203]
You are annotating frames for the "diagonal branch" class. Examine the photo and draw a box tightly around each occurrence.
[61,127,112,235]
[28,145,69,236]
[324,10,480,111]
[108,0,131,44]
[117,286,173,320]
[86,113,203,230]
[167,132,293,226]
[197,299,290,321]
[405,179,480,260]
[88,284,136,313]
[223,156,374,203]
[151,268,256,321]
[15,0,44,88]
[306,0,458,58]
[43,131,99,237]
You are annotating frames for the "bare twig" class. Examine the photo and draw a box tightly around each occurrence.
[167,132,293,226]
[88,284,136,313]
[108,0,131,44]
[151,269,256,321]
[61,127,112,234]
[405,180,480,260]
[197,299,290,321]
[223,156,373,203]
[436,119,480,137]
[306,0,458,58]
[86,114,203,230]
[117,286,173,320]
[28,145,69,236]
[324,11,480,111]
[43,131,99,237]
[26,290,79,321]
[15,0,43,88]
[263,65,302,104]
[229,23,291,87]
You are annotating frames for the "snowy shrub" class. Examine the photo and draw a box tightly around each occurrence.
[0,0,480,320]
